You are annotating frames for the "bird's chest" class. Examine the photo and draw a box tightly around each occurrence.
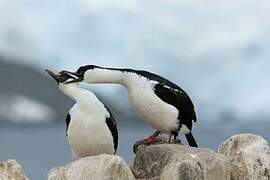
[68,107,107,138]
[68,109,101,142]
[67,106,114,157]
[128,85,179,132]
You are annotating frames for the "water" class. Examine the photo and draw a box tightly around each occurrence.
[0,122,153,179]
[0,121,269,179]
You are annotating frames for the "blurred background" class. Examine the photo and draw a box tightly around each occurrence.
[0,0,269,179]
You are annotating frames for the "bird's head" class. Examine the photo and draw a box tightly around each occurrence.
[45,69,77,85]
[62,65,102,84]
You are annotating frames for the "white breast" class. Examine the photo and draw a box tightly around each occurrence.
[67,104,114,158]
[125,75,179,133]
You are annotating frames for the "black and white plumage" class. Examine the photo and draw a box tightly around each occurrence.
[46,69,118,158]
[64,65,198,149]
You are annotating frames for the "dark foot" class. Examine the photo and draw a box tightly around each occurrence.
[166,133,181,144]
[173,138,182,144]
[165,138,182,144]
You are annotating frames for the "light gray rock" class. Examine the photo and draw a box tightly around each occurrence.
[218,133,270,180]
[0,159,29,180]
[132,143,230,180]
[47,154,136,180]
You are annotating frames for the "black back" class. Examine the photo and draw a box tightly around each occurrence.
[154,83,196,131]
[104,105,118,153]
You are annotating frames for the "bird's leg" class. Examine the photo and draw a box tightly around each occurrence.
[150,130,160,138]
[173,134,177,141]
[167,133,173,143]
[133,131,161,153]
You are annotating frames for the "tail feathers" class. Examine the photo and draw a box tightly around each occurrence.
[185,132,198,147]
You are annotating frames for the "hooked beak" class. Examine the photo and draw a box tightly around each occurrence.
[45,69,61,83]
[61,70,83,84]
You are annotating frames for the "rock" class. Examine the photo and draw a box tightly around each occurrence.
[132,143,230,180]
[0,159,29,180]
[218,133,270,180]
[48,154,136,180]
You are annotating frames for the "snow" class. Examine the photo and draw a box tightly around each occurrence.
[0,94,55,123]
[0,0,270,123]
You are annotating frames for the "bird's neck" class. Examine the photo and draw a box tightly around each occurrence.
[86,68,125,85]
[86,68,142,87]
[59,84,100,108]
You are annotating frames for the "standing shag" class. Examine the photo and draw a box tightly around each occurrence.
[46,69,118,158]
[63,65,198,151]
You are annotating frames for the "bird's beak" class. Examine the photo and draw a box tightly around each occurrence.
[45,69,61,83]
[61,70,83,84]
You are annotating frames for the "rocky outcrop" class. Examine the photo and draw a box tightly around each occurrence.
[218,133,270,180]
[47,154,136,180]
[0,134,268,180]
[0,159,29,180]
[43,133,268,180]
[132,144,230,180]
